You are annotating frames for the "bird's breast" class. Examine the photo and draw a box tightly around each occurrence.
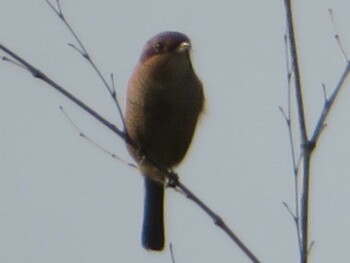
[125,56,204,168]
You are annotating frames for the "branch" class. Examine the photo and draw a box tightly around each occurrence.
[283,2,350,263]
[284,1,310,262]
[59,105,135,168]
[46,0,126,129]
[281,23,303,254]
[0,43,124,141]
[328,9,348,62]
[174,178,261,263]
[284,0,308,143]
[169,243,176,263]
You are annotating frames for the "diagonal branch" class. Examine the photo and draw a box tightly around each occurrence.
[46,0,126,129]
[311,62,350,143]
[175,179,261,263]
[0,43,124,140]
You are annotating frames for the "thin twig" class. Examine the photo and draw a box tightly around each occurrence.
[328,9,348,62]
[2,56,27,69]
[322,83,328,102]
[46,0,126,129]
[280,102,303,253]
[110,73,126,128]
[282,27,303,253]
[308,240,315,254]
[282,201,296,220]
[311,62,350,143]
[59,105,135,168]
[169,243,176,263]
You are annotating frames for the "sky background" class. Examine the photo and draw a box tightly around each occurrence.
[1,0,350,262]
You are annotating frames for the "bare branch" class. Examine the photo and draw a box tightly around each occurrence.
[45,0,61,17]
[329,9,348,62]
[284,0,308,143]
[59,106,135,168]
[169,243,176,263]
[110,73,126,129]
[67,43,85,57]
[284,1,311,262]
[282,23,304,254]
[311,62,350,143]
[0,43,125,141]
[173,178,261,263]
[284,3,350,263]
[283,201,302,252]
[282,201,296,220]
[308,240,315,254]
[46,0,126,129]
[278,106,289,123]
[2,55,27,70]
[322,83,328,103]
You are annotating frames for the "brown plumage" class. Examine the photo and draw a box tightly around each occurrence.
[125,31,204,250]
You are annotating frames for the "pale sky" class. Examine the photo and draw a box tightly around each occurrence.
[1,1,350,263]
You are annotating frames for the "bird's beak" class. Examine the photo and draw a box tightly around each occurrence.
[176,41,191,53]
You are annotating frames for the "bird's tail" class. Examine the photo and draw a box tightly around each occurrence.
[142,177,165,250]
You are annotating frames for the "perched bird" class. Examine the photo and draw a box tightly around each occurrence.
[125,31,204,251]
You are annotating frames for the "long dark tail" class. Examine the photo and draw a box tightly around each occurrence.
[142,177,165,250]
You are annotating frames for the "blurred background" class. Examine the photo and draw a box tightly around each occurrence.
[1,1,350,262]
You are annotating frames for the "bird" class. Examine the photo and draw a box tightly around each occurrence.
[125,31,204,251]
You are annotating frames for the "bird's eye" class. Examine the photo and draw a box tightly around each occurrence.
[154,42,165,52]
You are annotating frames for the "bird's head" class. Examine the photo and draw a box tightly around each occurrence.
[140,31,192,63]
